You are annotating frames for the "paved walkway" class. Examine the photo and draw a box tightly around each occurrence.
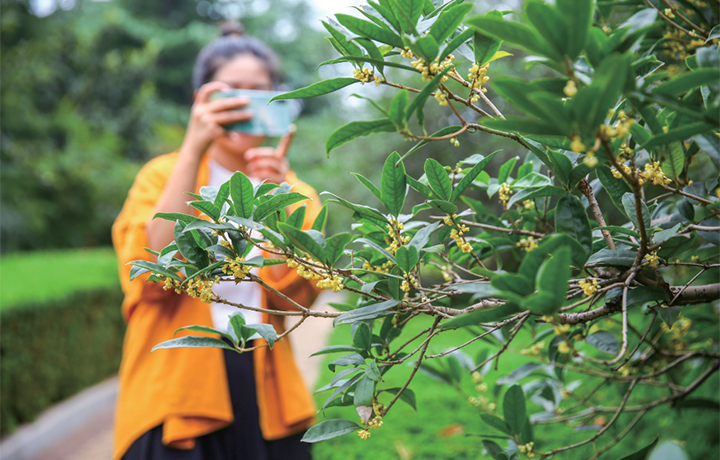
[1,293,339,460]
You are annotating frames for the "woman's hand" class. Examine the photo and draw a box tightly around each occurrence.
[244,125,296,184]
[180,81,253,160]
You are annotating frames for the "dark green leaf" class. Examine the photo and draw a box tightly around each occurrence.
[555,194,592,259]
[621,192,651,233]
[354,375,376,406]
[427,199,458,215]
[406,66,455,125]
[466,14,561,61]
[408,221,439,250]
[301,419,362,443]
[353,322,372,351]
[153,212,201,225]
[312,205,328,233]
[652,68,720,97]
[336,13,405,48]
[497,363,544,385]
[321,192,388,223]
[246,323,278,349]
[439,27,474,63]
[425,158,452,200]
[597,165,632,218]
[151,336,236,352]
[334,299,401,325]
[429,3,473,43]
[480,414,512,435]
[326,233,354,266]
[407,34,440,62]
[556,0,592,60]
[451,150,499,202]
[174,221,208,268]
[507,185,566,208]
[253,192,308,222]
[286,205,306,229]
[441,303,520,330]
[230,172,254,219]
[587,248,637,267]
[535,246,572,310]
[311,345,363,357]
[270,78,359,101]
[473,30,502,67]
[395,245,419,272]
[379,387,417,410]
[503,385,527,436]
[278,223,327,264]
[586,331,619,355]
[326,119,396,155]
[175,325,236,345]
[620,436,659,460]
[388,90,409,130]
[381,151,407,216]
[643,122,715,150]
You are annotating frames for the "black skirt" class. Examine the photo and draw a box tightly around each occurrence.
[122,348,312,460]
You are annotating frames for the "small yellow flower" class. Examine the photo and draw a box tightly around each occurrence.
[558,341,571,354]
[664,8,675,18]
[471,371,483,383]
[516,236,538,252]
[644,251,660,268]
[584,152,598,167]
[357,429,371,440]
[522,199,535,210]
[578,278,599,296]
[570,136,586,153]
[563,80,577,97]
[498,182,512,207]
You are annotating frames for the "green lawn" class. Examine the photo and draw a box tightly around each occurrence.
[311,314,718,459]
[0,247,119,309]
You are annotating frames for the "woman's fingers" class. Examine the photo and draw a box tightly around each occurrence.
[194,81,231,104]
[211,109,254,125]
[275,124,297,159]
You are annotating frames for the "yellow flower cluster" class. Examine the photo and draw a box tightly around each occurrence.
[317,274,344,292]
[579,278,599,296]
[362,260,393,273]
[521,341,545,356]
[162,276,183,294]
[219,239,232,249]
[367,415,383,429]
[553,323,570,335]
[434,89,449,106]
[664,7,675,18]
[468,62,490,95]
[663,28,707,61]
[563,80,577,97]
[449,137,460,147]
[353,67,375,84]
[185,277,215,303]
[411,55,454,82]
[222,256,251,280]
[570,136,586,153]
[640,161,671,186]
[296,264,323,280]
[472,371,483,383]
[498,182,512,207]
[611,163,632,179]
[557,340,571,354]
[522,200,535,210]
[357,429,371,440]
[519,442,535,458]
[516,236,538,252]
[662,316,692,350]
[450,224,472,253]
[584,152,598,167]
[400,47,414,59]
[644,251,660,268]
[400,274,418,292]
[385,219,410,255]
[601,116,634,140]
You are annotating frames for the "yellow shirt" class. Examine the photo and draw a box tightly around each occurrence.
[111,152,321,459]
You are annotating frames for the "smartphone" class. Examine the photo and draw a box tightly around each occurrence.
[209,89,293,137]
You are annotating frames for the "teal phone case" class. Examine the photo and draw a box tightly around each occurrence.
[209,89,292,137]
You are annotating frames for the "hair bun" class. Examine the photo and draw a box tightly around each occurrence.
[220,21,244,37]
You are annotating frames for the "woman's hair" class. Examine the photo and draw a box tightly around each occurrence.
[192,21,280,90]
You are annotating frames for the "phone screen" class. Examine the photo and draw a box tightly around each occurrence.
[209,89,293,137]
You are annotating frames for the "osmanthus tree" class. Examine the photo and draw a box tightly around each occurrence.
[131,0,720,458]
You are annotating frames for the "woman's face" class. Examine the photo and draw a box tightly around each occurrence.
[210,54,273,155]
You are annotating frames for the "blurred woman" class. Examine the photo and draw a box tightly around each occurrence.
[112,22,319,460]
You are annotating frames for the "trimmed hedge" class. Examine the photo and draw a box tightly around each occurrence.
[0,287,125,434]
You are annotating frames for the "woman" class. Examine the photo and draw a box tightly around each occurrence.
[112,23,320,460]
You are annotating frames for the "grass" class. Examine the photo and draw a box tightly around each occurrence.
[310,314,719,460]
[0,247,119,309]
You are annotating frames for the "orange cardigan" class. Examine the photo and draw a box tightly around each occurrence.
[111,152,322,460]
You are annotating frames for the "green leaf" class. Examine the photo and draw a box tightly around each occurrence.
[189,200,221,221]
[439,27,474,63]
[353,322,372,351]
[658,142,685,181]
[407,34,440,63]
[278,223,327,264]
[400,125,462,162]
[621,192,651,233]
[319,55,416,72]
[497,363,544,385]
[364,360,381,381]
[253,192,308,222]
[388,0,423,33]
[334,299,401,325]
[556,0,592,60]
[643,122,716,150]
[535,246,572,312]
[336,13,405,48]
[587,248,637,267]
[175,325,236,345]
[466,15,561,62]
[395,245,419,273]
[174,221,208,268]
[326,119,396,155]
[270,77,359,101]
[328,353,367,372]
[408,221,439,250]
[597,165,632,217]
[406,66,455,126]
[321,192,388,223]
[311,345,363,357]
[312,205,328,233]
[427,199,458,215]
[368,0,402,33]
[524,0,568,60]
[652,68,720,98]
[151,336,236,352]
[585,331,619,355]
[441,303,520,330]
[381,151,407,216]
[429,3,474,44]
[354,375,375,406]
[388,90,409,130]
[355,38,386,73]
[555,194,592,259]
[286,205,306,229]
[480,414,512,435]
[491,77,571,128]
[246,323,278,349]
[481,116,567,137]
[425,158,452,201]
[129,260,181,281]
[326,233,353,266]
[620,436,659,460]
[451,150,499,202]
[301,419,362,443]
[379,387,417,411]
[473,30,502,67]
[355,238,396,262]
[153,212,201,225]
[503,384,527,436]
[507,185,566,208]
[447,283,500,298]
[647,441,689,460]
